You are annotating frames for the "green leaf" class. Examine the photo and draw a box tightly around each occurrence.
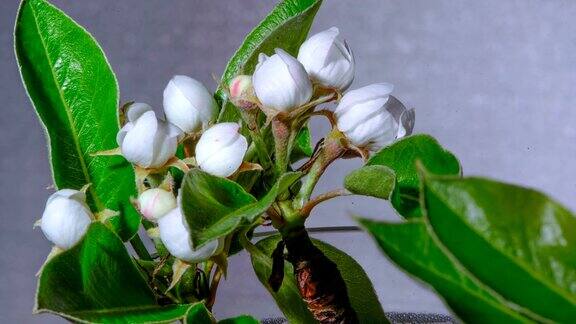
[218,315,259,324]
[36,223,200,323]
[291,126,314,162]
[15,0,139,240]
[181,170,301,248]
[249,235,387,323]
[424,176,576,322]
[344,165,396,199]
[359,218,532,323]
[217,0,322,122]
[366,134,460,218]
[184,303,214,324]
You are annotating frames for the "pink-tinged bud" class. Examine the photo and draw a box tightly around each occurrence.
[229,75,257,110]
[137,188,177,221]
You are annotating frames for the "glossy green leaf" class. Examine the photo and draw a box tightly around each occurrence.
[424,176,576,322]
[344,165,396,199]
[367,134,460,218]
[291,126,314,162]
[184,303,214,324]
[35,223,200,323]
[359,218,532,323]
[218,315,259,324]
[15,0,139,240]
[249,235,387,323]
[181,170,302,248]
[217,0,322,122]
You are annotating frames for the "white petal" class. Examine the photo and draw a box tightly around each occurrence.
[41,194,92,249]
[275,48,313,108]
[199,135,248,177]
[336,83,393,115]
[116,122,133,146]
[253,50,312,112]
[298,27,354,90]
[138,188,176,221]
[126,102,153,122]
[195,123,242,166]
[149,121,179,168]
[158,208,222,262]
[336,97,388,133]
[121,111,158,168]
[163,76,217,133]
[345,110,396,148]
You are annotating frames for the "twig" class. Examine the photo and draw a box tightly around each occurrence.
[300,189,352,217]
[206,267,223,310]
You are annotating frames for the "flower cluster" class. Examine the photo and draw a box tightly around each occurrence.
[37,27,413,267]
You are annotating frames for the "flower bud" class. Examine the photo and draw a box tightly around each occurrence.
[117,103,180,169]
[229,75,257,110]
[137,188,176,221]
[158,208,224,263]
[40,189,92,249]
[252,49,312,112]
[335,83,399,151]
[195,123,248,177]
[163,75,218,133]
[298,27,355,91]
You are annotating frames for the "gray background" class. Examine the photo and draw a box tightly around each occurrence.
[1,0,575,322]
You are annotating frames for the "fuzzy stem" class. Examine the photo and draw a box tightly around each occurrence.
[294,130,346,210]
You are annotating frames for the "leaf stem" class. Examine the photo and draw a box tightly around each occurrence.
[300,189,352,217]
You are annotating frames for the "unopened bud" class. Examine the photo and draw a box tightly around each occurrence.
[117,103,180,169]
[137,188,176,221]
[335,83,399,151]
[163,75,218,133]
[40,189,92,249]
[298,27,355,91]
[252,49,312,112]
[158,208,224,263]
[195,123,248,177]
[229,75,257,110]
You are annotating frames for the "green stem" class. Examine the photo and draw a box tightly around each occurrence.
[130,234,152,261]
[249,129,273,170]
[272,118,291,177]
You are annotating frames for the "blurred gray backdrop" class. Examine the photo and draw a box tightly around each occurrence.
[1,0,575,322]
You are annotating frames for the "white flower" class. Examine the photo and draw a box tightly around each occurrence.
[195,123,248,177]
[40,189,92,249]
[335,83,400,151]
[158,208,224,263]
[298,27,354,91]
[252,49,312,112]
[137,188,176,221]
[163,75,218,133]
[117,103,180,169]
